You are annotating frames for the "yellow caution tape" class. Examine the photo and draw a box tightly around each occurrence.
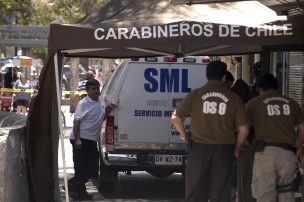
[62,91,87,95]
[0,88,32,93]
[0,88,87,95]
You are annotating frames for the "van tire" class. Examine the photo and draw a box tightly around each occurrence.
[147,169,174,178]
[98,162,117,194]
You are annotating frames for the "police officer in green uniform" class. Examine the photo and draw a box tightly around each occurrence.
[246,73,304,202]
[171,60,249,202]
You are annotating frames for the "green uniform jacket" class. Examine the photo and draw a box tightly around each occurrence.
[246,89,304,145]
[176,80,249,145]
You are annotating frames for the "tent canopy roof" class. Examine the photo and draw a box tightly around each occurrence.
[48,0,304,58]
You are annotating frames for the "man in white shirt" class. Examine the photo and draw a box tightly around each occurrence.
[67,79,115,200]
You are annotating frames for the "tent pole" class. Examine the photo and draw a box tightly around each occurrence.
[10,68,14,112]
[54,53,70,202]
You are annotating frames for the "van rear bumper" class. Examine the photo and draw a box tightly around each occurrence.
[107,154,138,166]
[103,152,187,169]
[111,142,187,150]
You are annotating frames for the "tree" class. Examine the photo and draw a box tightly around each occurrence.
[0,0,32,25]
[0,0,108,59]
[1,0,107,25]
[33,0,108,25]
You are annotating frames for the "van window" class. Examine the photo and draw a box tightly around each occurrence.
[102,60,127,96]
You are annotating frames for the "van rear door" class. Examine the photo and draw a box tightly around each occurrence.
[117,62,171,143]
[168,62,207,144]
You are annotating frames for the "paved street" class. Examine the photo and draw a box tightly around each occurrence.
[58,105,185,202]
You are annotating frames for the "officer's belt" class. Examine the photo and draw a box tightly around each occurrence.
[254,140,296,153]
[264,142,296,154]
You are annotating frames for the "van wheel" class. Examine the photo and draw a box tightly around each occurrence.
[147,170,174,178]
[98,162,117,194]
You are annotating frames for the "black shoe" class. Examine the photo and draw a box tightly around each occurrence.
[68,191,81,200]
[62,185,83,200]
[78,191,93,200]
[61,183,74,192]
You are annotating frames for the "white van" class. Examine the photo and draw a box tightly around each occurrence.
[99,56,210,193]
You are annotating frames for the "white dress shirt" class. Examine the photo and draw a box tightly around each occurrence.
[69,95,108,142]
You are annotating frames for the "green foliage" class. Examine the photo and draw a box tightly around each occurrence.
[1,0,108,25]
[34,0,108,25]
[0,0,108,59]
[31,1,56,26]
[0,0,32,25]
[31,47,49,61]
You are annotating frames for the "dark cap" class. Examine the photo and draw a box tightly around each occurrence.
[206,60,227,80]
[256,73,278,90]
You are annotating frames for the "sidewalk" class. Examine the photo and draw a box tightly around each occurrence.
[58,105,74,177]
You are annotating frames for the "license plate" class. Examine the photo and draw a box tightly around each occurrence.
[154,155,183,165]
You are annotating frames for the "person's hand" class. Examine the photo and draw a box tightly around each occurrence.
[75,139,82,149]
[179,133,186,141]
[297,145,303,163]
[109,102,117,109]
[234,146,245,159]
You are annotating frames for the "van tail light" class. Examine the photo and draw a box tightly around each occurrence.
[164,57,177,62]
[202,57,211,64]
[105,116,114,145]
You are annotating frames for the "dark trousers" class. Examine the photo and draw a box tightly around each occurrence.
[69,138,99,193]
[185,142,234,202]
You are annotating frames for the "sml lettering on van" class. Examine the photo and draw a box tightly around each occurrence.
[144,68,191,93]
